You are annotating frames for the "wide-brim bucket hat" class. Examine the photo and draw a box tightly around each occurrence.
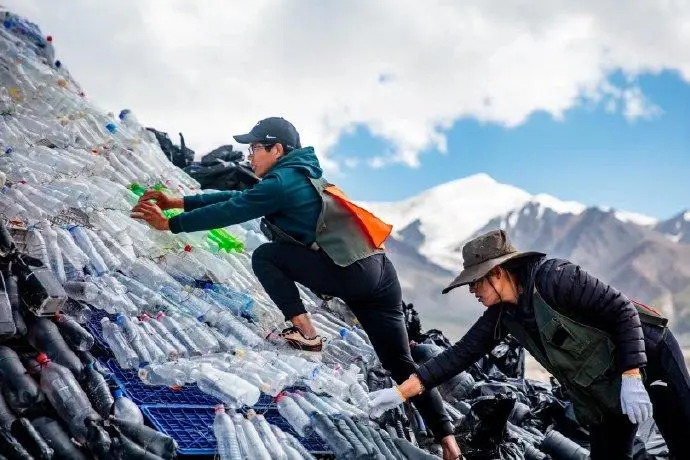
[442,229,544,294]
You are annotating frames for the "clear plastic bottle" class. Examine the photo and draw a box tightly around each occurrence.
[156,312,203,356]
[138,362,186,387]
[111,389,143,425]
[68,226,108,275]
[37,220,66,283]
[247,410,288,460]
[241,416,271,460]
[25,227,50,268]
[114,314,153,365]
[213,404,242,460]
[100,317,139,369]
[143,313,189,358]
[276,394,311,437]
[190,364,260,408]
[36,353,97,442]
[171,313,219,354]
[137,316,178,361]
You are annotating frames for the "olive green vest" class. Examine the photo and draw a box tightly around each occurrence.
[502,289,667,426]
[261,177,384,267]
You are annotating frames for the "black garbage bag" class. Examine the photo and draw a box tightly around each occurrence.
[183,160,259,191]
[632,416,669,459]
[472,335,525,380]
[456,393,525,459]
[470,381,531,405]
[199,145,241,165]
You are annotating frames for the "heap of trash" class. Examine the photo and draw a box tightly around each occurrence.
[0,8,671,460]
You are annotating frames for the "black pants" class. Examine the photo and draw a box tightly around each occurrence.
[252,242,454,439]
[589,329,690,459]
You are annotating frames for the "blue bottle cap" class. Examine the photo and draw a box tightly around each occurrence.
[113,388,123,399]
[339,327,348,338]
[105,122,117,133]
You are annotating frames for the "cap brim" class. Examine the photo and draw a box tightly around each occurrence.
[233,133,263,144]
[441,251,545,295]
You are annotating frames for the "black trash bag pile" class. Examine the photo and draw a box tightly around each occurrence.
[0,222,178,460]
[146,128,195,169]
[180,144,260,192]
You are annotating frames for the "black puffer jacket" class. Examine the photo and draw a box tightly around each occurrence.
[417,256,653,389]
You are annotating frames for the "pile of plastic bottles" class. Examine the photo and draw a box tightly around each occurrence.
[0,8,445,459]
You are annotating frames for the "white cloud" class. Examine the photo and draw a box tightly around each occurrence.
[3,0,690,171]
[621,86,663,121]
[343,157,360,168]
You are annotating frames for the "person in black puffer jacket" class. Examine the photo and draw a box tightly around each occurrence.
[368,229,690,460]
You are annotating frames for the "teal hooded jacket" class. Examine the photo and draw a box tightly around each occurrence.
[168,147,322,245]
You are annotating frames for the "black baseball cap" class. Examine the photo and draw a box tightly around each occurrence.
[233,117,301,150]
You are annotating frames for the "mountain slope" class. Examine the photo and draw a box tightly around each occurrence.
[370,174,689,340]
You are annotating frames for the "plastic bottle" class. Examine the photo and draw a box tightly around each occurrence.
[247,410,287,460]
[0,271,16,337]
[0,426,34,460]
[138,362,186,387]
[100,318,139,369]
[84,413,112,459]
[28,317,84,378]
[111,389,144,425]
[31,416,89,460]
[61,299,93,324]
[0,346,44,415]
[240,416,271,460]
[37,220,66,284]
[143,313,189,358]
[213,405,242,460]
[25,226,50,268]
[276,394,311,437]
[109,415,178,459]
[0,390,16,430]
[114,314,154,365]
[36,353,98,442]
[79,361,114,419]
[190,364,260,407]
[68,225,108,275]
[54,312,94,351]
[156,312,203,356]
[10,417,55,460]
[137,315,178,360]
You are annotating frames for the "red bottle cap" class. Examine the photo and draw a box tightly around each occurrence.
[37,353,50,365]
[46,35,53,42]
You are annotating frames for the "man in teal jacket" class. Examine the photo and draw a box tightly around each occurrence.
[132,117,461,458]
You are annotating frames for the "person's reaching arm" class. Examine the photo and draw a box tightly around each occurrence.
[167,174,285,233]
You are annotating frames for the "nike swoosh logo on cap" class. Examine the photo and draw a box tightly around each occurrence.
[265,135,277,139]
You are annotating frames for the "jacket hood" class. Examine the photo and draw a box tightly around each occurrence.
[270,146,322,179]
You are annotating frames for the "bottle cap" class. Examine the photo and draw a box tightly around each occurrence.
[339,327,348,338]
[36,353,50,365]
[46,35,52,42]
[113,389,123,399]
[214,404,225,414]
[155,311,165,320]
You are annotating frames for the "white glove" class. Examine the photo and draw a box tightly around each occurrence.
[620,375,653,424]
[368,387,405,418]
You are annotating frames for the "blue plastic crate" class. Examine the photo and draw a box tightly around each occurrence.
[141,404,331,456]
[103,358,222,406]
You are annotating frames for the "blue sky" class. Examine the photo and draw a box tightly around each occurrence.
[330,70,689,220]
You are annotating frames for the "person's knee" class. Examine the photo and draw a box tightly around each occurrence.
[251,243,276,275]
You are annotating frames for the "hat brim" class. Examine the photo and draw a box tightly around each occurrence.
[233,132,264,144]
[441,251,545,295]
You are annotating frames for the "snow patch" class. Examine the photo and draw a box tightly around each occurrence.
[531,193,586,216]
[614,210,658,226]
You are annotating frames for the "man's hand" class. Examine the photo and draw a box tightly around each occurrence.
[368,387,406,418]
[131,201,170,231]
[139,190,183,210]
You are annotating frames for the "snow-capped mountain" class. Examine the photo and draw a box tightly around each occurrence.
[366,174,690,340]
[363,173,657,272]
[656,210,690,244]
